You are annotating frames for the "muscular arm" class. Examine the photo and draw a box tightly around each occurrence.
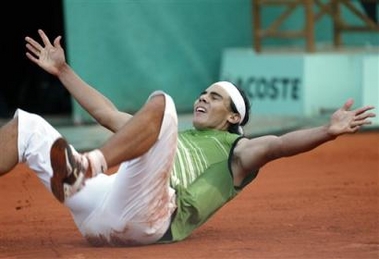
[25,29,131,132]
[232,99,376,184]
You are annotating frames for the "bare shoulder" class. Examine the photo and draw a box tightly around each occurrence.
[234,135,279,156]
[233,135,280,174]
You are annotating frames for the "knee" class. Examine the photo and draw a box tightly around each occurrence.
[144,94,165,122]
[0,165,13,176]
[0,118,19,175]
[148,94,165,112]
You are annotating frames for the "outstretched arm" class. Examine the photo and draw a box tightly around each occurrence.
[233,99,376,182]
[25,29,131,132]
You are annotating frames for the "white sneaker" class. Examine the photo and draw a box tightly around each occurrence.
[50,138,90,203]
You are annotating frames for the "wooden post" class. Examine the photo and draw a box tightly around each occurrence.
[304,0,315,52]
[332,0,342,47]
[253,0,262,52]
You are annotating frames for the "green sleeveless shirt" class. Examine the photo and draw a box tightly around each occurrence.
[159,129,259,243]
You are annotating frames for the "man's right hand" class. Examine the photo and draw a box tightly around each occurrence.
[25,29,66,77]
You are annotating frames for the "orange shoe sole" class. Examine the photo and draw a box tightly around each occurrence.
[50,138,73,203]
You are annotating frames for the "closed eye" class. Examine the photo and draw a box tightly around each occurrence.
[209,92,223,100]
[198,90,223,100]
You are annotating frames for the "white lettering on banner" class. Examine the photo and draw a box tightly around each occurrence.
[234,77,301,100]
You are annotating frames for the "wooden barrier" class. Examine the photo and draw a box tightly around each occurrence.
[252,0,379,52]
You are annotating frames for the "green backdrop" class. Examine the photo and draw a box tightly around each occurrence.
[63,0,378,123]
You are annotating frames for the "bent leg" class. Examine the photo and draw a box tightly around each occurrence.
[16,109,61,189]
[99,91,166,167]
[48,91,171,203]
[80,92,178,246]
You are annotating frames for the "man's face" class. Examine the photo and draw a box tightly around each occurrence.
[192,84,236,131]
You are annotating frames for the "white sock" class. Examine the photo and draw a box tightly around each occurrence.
[85,149,108,177]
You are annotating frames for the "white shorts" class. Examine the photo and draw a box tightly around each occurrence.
[16,91,178,246]
[16,109,61,189]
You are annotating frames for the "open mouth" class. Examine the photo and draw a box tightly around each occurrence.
[196,107,206,113]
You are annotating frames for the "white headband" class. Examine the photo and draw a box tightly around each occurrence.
[214,81,246,123]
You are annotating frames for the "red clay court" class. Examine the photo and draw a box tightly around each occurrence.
[0,131,378,258]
